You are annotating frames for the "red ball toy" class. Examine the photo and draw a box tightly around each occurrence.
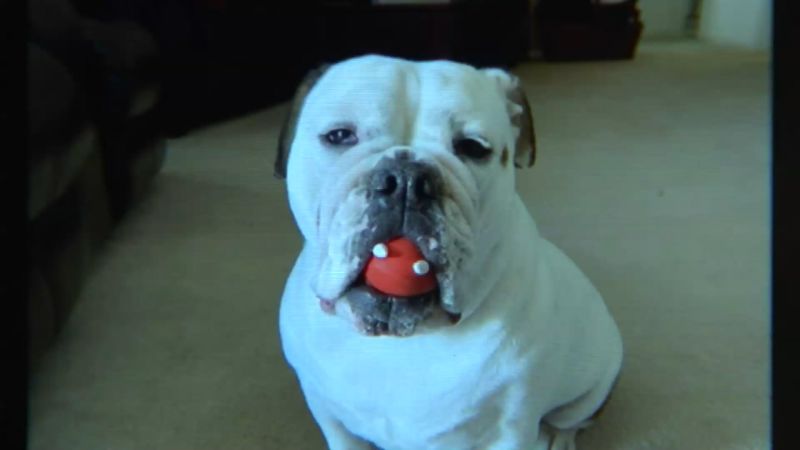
[364,237,437,297]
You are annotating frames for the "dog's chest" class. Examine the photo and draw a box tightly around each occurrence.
[302,323,521,448]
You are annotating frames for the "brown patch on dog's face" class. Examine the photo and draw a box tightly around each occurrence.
[500,148,509,167]
[274,64,330,178]
[505,78,536,169]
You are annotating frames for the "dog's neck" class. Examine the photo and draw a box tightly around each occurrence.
[454,194,538,322]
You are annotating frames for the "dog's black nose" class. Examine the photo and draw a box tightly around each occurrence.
[364,153,442,243]
[370,157,440,208]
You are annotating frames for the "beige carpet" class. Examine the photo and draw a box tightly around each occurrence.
[29,40,770,450]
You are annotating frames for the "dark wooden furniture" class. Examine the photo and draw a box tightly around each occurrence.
[317,0,531,68]
[536,0,643,61]
[142,0,533,135]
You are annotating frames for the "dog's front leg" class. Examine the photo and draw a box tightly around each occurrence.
[505,424,578,450]
[484,414,572,450]
[304,389,374,450]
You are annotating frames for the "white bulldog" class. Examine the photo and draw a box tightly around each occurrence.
[275,55,623,450]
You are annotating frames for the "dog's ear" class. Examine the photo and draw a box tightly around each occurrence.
[481,69,536,168]
[274,63,331,179]
[508,82,537,169]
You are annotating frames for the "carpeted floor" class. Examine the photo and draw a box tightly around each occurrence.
[29,40,770,450]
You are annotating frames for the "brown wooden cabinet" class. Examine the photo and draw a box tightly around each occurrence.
[536,0,644,61]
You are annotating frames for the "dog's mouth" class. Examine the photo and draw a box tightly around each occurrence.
[323,236,462,337]
[340,281,441,337]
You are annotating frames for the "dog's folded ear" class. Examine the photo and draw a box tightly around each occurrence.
[274,63,331,179]
[481,69,536,168]
[508,82,537,169]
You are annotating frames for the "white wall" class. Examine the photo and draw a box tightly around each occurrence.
[699,0,771,50]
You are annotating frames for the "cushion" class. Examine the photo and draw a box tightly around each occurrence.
[28,43,96,220]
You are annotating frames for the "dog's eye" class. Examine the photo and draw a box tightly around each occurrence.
[322,128,358,146]
[453,137,491,160]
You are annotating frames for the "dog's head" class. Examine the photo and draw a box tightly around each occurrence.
[276,55,535,337]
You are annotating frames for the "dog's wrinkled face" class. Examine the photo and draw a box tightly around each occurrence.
[277,55,535,337]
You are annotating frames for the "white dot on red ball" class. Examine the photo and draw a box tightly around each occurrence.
[372,243,388,258]
[412,260,430,275]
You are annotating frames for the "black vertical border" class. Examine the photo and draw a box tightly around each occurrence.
[772,0,800,449]
[0,0,29,449]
